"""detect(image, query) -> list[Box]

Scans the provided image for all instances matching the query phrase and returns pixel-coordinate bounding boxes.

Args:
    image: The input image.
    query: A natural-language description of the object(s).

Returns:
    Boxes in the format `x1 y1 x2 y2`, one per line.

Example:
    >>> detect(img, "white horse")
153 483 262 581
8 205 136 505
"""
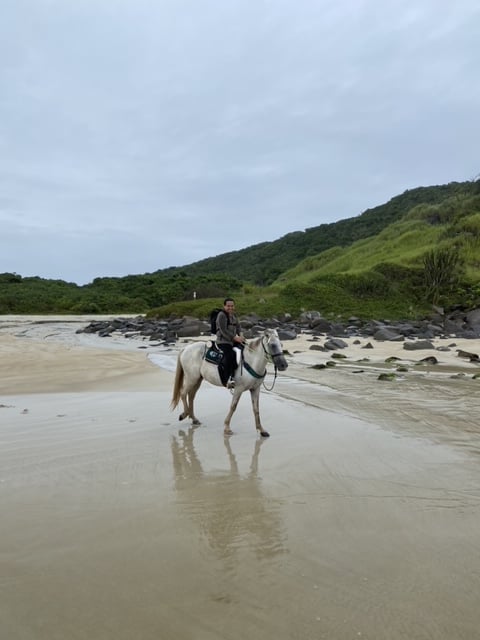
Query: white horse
171 328 288 437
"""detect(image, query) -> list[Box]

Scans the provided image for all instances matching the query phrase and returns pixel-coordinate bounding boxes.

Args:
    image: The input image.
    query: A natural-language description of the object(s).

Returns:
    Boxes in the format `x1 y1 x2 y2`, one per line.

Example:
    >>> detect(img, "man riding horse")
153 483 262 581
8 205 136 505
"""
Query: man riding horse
215 297 245 389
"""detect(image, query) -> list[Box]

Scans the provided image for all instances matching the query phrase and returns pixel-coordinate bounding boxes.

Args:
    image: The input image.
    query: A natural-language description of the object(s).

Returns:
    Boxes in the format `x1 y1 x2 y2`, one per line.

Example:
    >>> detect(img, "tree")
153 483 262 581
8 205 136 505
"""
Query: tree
423 247 461 305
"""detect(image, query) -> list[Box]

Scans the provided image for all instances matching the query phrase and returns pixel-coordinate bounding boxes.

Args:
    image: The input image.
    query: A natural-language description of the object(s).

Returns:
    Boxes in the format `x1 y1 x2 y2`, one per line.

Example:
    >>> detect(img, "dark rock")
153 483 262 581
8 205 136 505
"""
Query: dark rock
324 338 349 350
298 311 322 327
277 329 297 341
175 321 210 337
443 319 464 335
403 340 435 351
310 317 332 332
373 328 404 341
378 373 396 381
329 323 347 336
456 350 479 362
466 308 480 323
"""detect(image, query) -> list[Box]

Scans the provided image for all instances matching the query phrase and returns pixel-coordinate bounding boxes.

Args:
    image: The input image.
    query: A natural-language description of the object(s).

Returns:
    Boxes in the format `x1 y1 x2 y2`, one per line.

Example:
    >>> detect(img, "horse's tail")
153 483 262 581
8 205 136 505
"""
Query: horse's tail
170 352 185 410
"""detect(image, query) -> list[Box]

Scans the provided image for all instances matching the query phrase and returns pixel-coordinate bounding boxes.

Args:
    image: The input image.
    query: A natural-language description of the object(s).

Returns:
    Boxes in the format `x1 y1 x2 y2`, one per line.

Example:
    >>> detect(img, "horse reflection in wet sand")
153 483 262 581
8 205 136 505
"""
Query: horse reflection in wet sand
171 329 288 437
171 427 286 565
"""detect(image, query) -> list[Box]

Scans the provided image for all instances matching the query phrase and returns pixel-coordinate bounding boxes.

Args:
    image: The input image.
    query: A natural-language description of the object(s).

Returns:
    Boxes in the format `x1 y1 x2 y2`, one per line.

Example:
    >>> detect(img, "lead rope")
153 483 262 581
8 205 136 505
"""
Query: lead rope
262 365 278 391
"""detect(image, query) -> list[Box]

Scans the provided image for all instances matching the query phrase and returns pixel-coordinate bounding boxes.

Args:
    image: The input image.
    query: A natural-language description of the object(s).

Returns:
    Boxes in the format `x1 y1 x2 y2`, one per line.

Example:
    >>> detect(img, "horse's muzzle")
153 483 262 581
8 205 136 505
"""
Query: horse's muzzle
273 353 288 371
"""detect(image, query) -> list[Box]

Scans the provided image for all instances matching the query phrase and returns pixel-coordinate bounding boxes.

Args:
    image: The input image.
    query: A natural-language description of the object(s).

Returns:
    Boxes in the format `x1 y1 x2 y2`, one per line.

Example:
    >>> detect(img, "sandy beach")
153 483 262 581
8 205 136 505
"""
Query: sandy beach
1 316 480 640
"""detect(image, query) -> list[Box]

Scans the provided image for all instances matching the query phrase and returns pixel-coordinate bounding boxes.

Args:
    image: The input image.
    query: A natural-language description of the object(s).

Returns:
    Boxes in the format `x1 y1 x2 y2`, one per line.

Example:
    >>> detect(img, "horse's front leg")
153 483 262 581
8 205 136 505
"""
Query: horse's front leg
223 390 242 436
250 386 269 437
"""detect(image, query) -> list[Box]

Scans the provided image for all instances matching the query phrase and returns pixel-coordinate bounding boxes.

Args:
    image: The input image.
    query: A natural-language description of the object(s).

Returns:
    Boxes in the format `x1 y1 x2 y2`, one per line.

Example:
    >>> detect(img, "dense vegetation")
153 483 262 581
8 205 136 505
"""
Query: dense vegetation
0 271 241 314
1 179 479 319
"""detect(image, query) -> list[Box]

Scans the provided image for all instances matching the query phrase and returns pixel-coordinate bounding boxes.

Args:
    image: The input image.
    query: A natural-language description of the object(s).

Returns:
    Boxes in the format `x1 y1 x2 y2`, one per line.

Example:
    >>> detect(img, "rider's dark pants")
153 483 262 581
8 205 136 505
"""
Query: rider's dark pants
217 343 242 383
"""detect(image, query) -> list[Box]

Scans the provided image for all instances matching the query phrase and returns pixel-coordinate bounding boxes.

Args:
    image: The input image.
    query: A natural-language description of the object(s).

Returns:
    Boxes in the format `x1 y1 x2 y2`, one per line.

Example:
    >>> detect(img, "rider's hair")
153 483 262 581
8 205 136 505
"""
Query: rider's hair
223 297 235 305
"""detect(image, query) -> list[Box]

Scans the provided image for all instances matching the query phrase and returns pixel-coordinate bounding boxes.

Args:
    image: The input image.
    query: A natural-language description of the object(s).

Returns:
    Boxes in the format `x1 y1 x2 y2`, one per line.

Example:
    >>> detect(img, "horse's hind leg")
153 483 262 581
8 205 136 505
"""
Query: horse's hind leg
178 376 202 423
178 389 189 422
187 378 203 425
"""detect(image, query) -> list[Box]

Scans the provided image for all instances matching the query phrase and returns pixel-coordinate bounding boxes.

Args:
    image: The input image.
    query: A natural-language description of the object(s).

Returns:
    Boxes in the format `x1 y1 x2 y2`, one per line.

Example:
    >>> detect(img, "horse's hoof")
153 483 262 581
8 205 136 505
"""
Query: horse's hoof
192 418 201 426
178 414 185 421
259 430 270 438
224 429 233 436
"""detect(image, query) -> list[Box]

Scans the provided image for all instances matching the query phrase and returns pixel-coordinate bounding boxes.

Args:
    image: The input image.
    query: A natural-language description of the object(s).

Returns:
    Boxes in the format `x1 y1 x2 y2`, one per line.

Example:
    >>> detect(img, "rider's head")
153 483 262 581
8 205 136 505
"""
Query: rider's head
223 298 235 313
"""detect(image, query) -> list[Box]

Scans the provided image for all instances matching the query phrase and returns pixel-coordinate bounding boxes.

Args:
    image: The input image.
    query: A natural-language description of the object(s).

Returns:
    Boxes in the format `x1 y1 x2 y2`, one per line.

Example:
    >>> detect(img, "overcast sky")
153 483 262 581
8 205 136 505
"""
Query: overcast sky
1 0 479 285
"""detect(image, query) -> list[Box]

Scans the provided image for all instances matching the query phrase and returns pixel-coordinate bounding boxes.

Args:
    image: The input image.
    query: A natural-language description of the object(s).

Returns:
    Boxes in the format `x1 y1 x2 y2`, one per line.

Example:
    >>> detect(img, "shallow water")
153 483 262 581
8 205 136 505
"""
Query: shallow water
2 388 480 640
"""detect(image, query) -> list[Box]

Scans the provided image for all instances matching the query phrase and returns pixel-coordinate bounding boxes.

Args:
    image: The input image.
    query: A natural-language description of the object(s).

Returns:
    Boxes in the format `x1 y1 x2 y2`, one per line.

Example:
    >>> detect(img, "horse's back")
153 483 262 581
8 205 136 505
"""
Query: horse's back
179 341 205 371
178 341 219 383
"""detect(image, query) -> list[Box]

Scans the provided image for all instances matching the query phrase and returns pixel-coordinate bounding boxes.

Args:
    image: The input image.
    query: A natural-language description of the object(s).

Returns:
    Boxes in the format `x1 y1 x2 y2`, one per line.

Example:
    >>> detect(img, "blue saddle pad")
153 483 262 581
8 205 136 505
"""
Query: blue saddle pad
204 346 223 365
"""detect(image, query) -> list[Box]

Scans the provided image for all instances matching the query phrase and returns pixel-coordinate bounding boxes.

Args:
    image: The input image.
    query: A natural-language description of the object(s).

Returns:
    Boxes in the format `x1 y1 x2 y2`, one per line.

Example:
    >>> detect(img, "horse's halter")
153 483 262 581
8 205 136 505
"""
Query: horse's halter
262 332 284 364
260 332 286 391
239 332 284 391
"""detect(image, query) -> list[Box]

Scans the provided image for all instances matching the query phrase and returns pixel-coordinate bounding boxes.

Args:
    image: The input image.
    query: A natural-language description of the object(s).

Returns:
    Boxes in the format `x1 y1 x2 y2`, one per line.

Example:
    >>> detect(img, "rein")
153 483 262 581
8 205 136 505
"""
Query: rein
242 359 266 379
243 337 280 391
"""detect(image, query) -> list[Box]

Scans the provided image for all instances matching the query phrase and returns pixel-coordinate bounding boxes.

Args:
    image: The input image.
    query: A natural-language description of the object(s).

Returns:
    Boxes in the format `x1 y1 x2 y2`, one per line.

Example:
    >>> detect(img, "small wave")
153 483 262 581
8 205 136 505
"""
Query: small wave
148 353 177 372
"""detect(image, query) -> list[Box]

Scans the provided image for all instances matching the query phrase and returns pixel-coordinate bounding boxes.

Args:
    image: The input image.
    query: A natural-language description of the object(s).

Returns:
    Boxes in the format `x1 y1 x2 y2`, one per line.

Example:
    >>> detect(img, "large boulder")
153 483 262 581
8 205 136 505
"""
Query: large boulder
373 328 404 342
172 317 210 337
277 329 297 341
403 340 435 351
310 317 332 332
324 338 349 350
465 309 480 336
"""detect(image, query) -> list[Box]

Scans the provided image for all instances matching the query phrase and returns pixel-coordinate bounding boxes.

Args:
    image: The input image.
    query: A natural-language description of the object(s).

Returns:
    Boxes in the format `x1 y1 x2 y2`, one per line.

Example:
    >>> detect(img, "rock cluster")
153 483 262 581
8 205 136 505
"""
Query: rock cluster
77 307 480 345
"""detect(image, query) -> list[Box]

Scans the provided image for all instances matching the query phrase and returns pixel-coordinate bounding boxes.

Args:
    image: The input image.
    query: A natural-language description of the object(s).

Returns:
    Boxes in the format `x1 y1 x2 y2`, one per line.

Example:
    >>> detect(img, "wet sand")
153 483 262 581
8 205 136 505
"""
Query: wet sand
1 316 480 640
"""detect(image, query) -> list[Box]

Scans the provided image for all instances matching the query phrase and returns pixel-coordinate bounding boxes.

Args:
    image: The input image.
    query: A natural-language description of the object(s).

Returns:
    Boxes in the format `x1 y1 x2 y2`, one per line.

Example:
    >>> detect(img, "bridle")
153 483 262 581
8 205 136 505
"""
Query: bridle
248 332 284 390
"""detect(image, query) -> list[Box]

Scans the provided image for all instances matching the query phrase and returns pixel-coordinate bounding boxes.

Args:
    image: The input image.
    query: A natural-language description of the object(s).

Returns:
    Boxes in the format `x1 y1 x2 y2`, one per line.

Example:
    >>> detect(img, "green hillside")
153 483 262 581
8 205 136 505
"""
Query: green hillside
1 179 479 318
163 181 475 285
150 184 480 320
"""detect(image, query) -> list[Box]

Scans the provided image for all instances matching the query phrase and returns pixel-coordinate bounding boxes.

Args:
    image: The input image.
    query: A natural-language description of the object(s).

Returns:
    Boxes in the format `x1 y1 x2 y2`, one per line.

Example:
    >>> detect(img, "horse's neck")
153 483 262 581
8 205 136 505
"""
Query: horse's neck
244 338 267 369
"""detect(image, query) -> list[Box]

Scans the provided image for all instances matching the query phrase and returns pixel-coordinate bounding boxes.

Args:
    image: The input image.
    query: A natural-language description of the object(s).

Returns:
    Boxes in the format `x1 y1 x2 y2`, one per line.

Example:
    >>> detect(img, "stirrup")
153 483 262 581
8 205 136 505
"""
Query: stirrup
226 378 235 389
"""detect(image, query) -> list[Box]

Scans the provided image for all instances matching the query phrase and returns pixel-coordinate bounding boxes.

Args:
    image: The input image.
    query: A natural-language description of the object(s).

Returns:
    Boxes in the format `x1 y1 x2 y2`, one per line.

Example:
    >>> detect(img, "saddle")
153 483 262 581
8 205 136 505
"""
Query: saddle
203 342 242 367
203 342 224 365
204 342 241 387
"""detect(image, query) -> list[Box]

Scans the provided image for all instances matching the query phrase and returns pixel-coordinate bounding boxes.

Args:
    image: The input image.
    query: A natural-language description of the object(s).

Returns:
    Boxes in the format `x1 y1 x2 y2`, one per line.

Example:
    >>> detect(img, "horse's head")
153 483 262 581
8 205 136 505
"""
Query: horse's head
262 329 289 372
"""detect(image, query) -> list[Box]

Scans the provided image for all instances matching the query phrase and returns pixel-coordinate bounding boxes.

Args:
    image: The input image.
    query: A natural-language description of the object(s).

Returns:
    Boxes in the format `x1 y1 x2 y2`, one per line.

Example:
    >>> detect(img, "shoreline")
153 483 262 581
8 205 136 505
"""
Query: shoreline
2 314 478 447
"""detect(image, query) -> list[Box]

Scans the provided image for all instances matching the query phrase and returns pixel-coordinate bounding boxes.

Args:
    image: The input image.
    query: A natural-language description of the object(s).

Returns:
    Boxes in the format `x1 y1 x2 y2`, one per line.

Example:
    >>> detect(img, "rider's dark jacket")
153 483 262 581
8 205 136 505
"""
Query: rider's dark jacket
216 310 242 345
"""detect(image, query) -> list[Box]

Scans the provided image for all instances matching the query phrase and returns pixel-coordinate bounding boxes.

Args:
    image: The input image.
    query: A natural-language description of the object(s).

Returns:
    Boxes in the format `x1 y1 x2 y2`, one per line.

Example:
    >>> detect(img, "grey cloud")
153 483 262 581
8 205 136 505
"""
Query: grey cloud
1 0 479 283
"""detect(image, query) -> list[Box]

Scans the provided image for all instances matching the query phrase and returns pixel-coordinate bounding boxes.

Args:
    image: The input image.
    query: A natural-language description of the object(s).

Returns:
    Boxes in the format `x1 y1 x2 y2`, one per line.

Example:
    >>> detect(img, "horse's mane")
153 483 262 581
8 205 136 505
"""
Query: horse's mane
245 335 263 351
245 329 277 353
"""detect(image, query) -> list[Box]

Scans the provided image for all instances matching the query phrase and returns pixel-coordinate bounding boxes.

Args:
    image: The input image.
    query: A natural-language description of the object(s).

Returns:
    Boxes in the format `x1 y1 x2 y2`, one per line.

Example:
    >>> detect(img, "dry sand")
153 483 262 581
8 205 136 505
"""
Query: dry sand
1 316 480 640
